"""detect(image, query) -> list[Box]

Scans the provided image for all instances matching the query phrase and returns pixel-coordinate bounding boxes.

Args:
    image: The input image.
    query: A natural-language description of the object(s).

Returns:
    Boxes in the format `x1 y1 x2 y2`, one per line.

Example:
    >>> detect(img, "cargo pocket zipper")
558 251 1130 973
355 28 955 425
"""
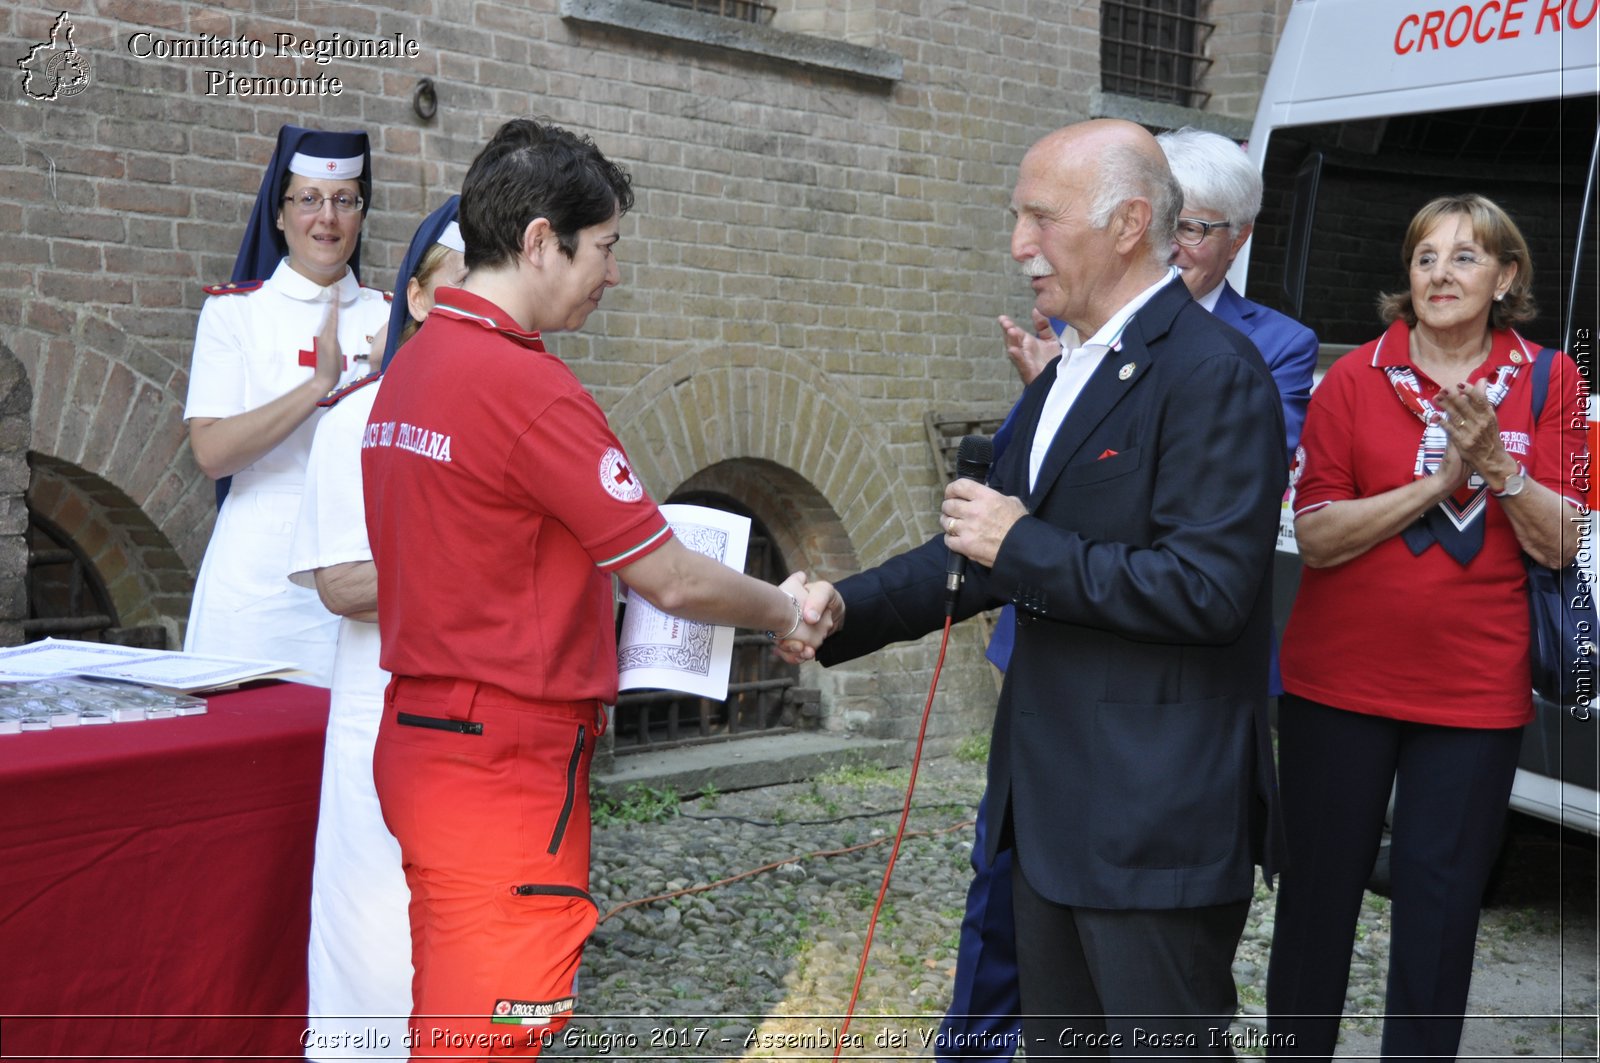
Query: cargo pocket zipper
547 725 586 854
396 711 483 735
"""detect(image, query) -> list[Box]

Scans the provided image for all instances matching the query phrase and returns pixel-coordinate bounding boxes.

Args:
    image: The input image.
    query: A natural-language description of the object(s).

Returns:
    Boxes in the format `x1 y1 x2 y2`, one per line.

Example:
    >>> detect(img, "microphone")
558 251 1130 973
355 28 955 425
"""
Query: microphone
945 434 995 615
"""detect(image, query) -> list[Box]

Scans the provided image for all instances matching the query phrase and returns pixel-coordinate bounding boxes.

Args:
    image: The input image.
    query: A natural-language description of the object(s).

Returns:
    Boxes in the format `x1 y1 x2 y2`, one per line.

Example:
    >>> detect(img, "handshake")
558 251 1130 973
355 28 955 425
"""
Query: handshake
770 572 845 665
761 471 1028 667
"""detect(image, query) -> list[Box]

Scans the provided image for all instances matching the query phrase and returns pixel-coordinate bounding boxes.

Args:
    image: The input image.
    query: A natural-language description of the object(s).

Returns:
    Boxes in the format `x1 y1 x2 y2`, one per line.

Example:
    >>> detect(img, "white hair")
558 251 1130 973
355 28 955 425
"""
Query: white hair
1085 140 1183 265
1155 127 1262 228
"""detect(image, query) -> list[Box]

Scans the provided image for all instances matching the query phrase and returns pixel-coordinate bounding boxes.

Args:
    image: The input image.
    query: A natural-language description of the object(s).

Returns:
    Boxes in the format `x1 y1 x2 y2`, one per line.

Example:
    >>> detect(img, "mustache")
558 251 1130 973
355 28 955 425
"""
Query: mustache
1021 254 1054 278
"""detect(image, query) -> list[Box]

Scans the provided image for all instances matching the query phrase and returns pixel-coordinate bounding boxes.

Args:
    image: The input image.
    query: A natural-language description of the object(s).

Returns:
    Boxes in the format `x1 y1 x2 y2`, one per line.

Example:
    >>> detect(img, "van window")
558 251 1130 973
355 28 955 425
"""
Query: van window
1247 96 1598 369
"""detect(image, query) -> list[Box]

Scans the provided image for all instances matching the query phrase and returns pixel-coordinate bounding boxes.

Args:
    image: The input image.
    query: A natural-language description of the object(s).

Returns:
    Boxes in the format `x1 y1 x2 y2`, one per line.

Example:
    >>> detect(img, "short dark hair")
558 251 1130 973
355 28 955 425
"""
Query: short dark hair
459 118 634 272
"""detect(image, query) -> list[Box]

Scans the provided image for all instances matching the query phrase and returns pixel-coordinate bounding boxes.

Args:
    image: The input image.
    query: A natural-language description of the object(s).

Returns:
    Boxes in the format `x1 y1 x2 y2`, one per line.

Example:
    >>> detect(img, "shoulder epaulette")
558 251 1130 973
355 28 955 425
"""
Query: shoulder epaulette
202 279 265 297
317 371 383 408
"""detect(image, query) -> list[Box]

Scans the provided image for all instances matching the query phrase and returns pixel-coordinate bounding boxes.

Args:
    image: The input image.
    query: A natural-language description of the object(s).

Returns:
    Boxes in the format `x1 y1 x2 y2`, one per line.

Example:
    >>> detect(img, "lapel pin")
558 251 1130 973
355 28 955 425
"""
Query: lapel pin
1118 362 1136 380
1510 350 1523 364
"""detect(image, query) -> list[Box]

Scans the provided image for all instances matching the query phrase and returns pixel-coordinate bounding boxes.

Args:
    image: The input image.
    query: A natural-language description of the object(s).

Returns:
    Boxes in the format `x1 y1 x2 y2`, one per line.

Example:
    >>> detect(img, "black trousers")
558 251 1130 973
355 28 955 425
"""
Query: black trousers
1265 695 1522 1063
1011 856 1250 1059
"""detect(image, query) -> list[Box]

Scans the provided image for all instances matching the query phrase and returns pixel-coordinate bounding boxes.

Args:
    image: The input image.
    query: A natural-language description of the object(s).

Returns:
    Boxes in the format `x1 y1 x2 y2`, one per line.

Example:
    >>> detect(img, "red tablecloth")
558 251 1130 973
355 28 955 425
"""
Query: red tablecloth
0 681 330 1061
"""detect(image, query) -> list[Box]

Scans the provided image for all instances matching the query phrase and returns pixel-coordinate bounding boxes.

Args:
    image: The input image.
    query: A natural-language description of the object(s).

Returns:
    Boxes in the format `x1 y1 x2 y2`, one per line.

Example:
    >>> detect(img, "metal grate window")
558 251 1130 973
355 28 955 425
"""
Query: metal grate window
612 493 808 754
24 511 117 641
1101 0 1214 109
643 0 776 24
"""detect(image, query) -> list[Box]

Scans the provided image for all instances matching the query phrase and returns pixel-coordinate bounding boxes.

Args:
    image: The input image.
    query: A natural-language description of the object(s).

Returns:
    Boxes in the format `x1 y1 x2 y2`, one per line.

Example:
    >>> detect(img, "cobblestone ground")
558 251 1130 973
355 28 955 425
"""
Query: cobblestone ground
542 752 1598 1061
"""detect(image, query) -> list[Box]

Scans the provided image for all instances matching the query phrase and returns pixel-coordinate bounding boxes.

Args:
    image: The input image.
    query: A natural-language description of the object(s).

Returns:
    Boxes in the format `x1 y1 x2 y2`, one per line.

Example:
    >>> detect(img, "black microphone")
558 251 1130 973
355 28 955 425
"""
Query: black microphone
945 434 995 615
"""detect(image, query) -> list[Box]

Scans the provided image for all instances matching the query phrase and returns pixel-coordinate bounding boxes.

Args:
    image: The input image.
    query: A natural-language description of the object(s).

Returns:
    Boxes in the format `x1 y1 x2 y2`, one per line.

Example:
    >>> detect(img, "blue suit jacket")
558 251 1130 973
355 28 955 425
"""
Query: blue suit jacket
1211 282 1318 696
821 278 1287 909
1211 282 1318 460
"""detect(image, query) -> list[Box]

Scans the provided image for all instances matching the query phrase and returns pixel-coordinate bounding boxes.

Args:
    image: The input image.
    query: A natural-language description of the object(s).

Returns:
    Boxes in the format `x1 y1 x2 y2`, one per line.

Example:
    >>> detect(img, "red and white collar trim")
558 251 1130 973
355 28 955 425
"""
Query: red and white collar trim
431 287 547 351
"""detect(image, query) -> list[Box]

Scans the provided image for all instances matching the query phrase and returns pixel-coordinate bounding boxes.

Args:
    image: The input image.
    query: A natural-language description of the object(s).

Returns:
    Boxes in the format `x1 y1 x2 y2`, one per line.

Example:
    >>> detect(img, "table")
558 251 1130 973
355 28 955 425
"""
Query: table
0 682 330 1061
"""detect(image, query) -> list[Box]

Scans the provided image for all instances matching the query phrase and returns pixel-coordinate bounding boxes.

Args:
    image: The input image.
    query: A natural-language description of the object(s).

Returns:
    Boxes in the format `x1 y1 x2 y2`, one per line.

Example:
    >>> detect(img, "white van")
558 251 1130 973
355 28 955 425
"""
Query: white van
1236 0 1599 836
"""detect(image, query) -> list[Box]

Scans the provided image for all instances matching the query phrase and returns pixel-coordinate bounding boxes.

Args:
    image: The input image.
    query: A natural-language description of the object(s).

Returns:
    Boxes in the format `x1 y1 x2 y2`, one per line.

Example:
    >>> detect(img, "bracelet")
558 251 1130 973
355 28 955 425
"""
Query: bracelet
765 594 803 642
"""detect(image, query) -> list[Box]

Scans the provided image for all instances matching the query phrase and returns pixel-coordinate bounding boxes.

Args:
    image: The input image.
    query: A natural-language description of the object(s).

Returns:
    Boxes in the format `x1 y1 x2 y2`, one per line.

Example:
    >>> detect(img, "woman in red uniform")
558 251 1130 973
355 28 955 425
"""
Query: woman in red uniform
1267 194 1584 1061
362 120 840 1059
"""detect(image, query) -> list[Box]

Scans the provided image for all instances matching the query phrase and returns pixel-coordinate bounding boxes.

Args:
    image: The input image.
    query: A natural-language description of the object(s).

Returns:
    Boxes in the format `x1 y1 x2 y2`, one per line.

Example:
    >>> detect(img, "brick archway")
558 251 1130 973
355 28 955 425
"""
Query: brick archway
28 453 191 644
673 457 853 589
606 352 998 743
21 310 215 576
606 349 924 572
8 308 211 645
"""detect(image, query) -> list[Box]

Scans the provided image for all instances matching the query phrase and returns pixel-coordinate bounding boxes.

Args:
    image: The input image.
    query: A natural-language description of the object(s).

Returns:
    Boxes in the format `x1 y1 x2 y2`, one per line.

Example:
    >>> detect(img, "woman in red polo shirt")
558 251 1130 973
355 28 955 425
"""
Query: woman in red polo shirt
1266 194 1584 1062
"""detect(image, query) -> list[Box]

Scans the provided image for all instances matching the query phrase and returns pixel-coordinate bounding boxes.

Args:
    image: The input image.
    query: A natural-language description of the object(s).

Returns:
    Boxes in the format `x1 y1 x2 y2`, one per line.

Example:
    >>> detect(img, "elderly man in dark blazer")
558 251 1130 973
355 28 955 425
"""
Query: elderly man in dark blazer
939 126 1318 1062
818 119 1286 1055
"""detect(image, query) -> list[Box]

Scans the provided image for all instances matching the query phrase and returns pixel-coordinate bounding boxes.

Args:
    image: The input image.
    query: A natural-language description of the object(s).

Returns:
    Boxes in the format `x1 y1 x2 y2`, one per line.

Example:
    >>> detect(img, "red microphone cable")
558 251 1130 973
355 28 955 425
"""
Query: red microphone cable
831 614 955 1060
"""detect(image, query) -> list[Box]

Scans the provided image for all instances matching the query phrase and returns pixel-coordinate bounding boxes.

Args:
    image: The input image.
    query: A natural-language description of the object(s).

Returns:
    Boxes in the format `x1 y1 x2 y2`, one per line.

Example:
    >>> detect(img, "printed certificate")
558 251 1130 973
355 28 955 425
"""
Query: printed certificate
617 504 751 700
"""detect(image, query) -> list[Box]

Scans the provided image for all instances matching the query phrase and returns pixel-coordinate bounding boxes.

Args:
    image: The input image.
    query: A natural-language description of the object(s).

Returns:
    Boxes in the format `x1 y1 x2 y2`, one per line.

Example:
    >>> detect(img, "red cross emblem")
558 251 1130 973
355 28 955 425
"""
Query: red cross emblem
325 161 336 172
599 447 644 502
298 339 347 372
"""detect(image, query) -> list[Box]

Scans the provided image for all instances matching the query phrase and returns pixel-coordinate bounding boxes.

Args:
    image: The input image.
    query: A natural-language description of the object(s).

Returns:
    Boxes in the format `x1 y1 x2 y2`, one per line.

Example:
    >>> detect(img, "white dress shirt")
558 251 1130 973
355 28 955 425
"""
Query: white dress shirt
1028 268 1180 491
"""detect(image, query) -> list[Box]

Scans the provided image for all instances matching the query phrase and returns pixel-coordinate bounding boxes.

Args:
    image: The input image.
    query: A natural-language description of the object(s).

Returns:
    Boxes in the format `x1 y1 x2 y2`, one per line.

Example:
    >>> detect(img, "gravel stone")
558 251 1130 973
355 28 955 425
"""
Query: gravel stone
543 755 1596 1060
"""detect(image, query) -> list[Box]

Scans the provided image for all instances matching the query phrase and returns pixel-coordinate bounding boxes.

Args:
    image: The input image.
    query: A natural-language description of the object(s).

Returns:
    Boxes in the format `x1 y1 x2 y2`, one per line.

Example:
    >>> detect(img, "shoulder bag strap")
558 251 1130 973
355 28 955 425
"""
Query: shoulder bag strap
1529 345 1555 421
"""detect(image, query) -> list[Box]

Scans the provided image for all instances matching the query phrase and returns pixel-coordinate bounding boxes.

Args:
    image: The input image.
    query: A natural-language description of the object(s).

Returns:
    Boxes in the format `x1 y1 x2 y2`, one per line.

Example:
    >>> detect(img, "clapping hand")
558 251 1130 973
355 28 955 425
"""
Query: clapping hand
1434 380 1517 487
998 309 1058 386
313 300 344 391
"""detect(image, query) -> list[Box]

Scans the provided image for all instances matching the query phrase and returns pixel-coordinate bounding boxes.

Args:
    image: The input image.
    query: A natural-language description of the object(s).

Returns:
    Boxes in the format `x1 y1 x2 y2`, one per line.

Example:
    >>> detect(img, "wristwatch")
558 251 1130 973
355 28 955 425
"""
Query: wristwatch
1492 463 1526 498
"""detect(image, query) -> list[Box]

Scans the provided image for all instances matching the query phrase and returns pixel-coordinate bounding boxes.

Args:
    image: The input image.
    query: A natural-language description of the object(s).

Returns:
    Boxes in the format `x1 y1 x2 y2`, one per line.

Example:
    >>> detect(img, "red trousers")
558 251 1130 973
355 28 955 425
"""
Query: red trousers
374 676 606 1060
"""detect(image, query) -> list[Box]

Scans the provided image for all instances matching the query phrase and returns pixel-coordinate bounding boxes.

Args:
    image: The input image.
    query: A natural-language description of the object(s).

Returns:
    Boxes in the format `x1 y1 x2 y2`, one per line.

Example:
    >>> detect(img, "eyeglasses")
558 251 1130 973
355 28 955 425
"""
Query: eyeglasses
1174 217 1232 247
282 190 364 215
1411 250 1494 272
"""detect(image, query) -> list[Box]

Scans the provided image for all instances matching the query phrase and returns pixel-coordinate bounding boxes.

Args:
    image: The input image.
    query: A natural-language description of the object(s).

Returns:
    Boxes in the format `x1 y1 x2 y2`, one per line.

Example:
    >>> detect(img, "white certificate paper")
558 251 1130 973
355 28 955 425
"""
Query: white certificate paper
618 504 751 700
0 637 301 691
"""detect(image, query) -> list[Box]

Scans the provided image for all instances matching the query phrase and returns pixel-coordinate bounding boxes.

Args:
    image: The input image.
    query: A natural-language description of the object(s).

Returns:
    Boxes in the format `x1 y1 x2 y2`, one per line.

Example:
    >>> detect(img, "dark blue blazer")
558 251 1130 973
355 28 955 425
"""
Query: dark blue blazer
820 277 1287 910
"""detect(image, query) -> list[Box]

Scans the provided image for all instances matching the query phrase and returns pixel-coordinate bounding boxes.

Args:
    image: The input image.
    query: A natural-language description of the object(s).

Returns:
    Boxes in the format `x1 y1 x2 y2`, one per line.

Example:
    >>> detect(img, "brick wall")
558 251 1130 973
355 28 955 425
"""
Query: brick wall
0 0 1281 742
1205 0 1291 119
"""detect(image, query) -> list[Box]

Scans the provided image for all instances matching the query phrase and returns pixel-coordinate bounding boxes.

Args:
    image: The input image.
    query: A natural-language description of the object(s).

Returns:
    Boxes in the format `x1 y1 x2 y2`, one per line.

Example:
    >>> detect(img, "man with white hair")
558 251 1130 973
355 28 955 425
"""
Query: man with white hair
820 119 1287 1056
1159 126 1317 454
936 126 1316 1061
1001 127 1316 433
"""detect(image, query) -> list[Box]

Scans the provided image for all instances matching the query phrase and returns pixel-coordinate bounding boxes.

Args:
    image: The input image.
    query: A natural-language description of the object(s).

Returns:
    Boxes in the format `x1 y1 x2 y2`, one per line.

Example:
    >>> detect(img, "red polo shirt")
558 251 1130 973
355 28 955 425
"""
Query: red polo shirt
1281 322 1585 728
362 288 671 704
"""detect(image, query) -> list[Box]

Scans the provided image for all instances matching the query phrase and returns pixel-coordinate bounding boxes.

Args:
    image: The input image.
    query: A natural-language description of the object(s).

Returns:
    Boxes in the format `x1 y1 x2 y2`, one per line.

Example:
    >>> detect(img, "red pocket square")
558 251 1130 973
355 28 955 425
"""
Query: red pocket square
1097 449 1119 460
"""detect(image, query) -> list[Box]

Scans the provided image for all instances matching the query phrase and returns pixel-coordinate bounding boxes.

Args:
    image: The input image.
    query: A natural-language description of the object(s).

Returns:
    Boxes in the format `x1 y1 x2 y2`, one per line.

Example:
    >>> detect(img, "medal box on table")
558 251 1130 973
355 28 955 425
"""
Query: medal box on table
0 677 206 733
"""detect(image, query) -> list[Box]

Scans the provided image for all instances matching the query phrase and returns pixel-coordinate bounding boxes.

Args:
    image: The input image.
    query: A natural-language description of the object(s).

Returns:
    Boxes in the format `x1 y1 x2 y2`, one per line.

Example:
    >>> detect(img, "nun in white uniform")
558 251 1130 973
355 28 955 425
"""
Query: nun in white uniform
288 198 466 1060
183 125 390 686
